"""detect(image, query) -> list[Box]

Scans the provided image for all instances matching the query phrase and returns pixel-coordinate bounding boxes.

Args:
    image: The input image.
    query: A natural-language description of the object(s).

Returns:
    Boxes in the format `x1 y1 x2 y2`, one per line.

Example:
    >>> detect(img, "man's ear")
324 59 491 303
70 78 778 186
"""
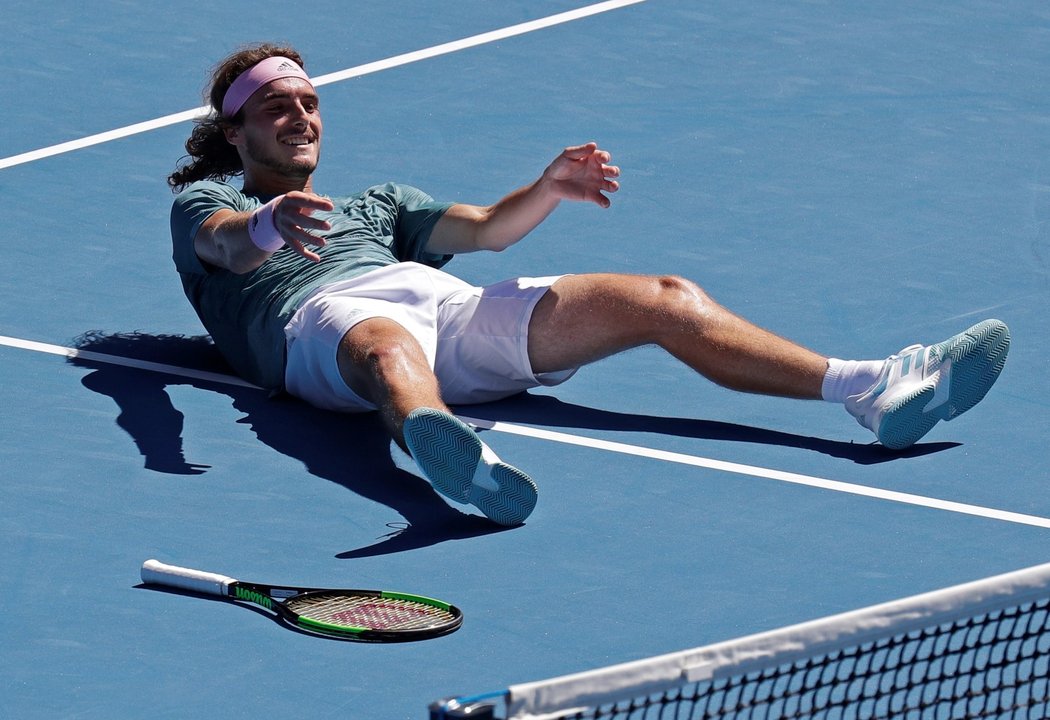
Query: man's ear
224 125 242 146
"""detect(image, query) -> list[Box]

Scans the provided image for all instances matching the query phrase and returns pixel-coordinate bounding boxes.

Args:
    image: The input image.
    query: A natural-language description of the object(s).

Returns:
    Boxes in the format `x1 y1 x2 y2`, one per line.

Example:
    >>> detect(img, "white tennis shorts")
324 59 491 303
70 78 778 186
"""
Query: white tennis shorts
283 262 576 412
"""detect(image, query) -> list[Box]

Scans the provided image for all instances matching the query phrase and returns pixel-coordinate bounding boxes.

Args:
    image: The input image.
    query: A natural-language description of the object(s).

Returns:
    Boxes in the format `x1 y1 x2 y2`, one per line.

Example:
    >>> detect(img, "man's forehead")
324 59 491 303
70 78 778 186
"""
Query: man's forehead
246 77 318 108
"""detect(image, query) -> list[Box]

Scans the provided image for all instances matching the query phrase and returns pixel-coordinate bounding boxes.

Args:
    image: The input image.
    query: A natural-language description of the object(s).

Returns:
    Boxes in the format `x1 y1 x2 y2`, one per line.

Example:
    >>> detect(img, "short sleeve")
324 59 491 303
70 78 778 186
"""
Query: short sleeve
170 181 255 275
389 183 455 267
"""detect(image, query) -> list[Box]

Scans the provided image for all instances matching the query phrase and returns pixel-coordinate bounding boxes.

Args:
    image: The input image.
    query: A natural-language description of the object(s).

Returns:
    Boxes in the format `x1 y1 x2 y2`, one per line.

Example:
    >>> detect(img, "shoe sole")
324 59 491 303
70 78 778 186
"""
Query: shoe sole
403 408 537 526
877 319 1011 449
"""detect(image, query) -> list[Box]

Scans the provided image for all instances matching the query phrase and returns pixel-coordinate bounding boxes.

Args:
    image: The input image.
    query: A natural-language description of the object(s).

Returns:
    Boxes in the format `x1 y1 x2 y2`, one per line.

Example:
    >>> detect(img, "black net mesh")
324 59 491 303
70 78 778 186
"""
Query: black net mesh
550 599 1050 720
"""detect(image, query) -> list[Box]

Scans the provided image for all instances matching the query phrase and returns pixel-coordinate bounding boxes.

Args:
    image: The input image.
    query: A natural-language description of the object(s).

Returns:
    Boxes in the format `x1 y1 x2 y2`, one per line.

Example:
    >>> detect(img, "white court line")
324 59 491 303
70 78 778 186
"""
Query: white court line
3 333 1048 530
0 334 257 388
0 0 646 171
461 416 1050 530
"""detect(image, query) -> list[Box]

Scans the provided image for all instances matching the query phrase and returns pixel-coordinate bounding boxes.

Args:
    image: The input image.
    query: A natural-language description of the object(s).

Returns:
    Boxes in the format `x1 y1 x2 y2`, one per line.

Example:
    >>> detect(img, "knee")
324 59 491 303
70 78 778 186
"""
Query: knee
337 320 430 386
345 333 419 375
359 340 416 372
650 274 712 309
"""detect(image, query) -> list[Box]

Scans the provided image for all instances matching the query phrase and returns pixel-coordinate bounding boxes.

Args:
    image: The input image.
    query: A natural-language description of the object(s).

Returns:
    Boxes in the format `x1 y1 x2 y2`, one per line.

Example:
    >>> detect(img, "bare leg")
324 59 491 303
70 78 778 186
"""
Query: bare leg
527 274 827 399
335 317 448 448
335 316 538 525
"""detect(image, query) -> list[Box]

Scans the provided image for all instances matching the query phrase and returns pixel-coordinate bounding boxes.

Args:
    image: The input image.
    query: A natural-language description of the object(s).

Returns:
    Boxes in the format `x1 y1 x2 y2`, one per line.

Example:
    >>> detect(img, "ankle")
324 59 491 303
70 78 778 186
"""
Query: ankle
822 358 884 403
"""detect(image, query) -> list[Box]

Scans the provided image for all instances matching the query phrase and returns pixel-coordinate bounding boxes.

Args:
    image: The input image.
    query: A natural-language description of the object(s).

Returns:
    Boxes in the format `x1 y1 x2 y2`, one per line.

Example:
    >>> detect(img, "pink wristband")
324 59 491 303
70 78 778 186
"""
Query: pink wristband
248 196 285 253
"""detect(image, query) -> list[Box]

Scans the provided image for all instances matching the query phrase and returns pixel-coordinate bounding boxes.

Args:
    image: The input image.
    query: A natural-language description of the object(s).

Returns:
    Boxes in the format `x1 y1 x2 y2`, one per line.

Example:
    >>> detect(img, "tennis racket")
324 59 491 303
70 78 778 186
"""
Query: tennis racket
140 559 462 642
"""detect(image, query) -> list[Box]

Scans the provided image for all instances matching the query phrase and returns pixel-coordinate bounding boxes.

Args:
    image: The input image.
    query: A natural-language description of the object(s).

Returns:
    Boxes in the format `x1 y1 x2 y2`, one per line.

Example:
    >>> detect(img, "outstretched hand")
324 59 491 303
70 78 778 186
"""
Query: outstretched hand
541 142 621 208
273 191 334 262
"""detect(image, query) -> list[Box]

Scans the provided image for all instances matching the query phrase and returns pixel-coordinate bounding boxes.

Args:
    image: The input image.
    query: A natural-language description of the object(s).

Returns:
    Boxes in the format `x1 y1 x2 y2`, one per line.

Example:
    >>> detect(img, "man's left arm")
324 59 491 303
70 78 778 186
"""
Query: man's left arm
425 142 620 255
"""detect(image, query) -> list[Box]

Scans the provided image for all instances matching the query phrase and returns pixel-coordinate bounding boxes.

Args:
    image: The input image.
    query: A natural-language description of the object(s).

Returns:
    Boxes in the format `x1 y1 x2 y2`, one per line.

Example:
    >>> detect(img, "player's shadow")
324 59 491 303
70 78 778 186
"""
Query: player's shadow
69 330 506 560
70 332 955 558
467 394 958 465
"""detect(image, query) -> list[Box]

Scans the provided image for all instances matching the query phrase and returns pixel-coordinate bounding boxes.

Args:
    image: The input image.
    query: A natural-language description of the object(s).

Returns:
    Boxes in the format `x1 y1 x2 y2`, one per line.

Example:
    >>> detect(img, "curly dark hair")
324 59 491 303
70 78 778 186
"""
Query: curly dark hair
167 43 306 192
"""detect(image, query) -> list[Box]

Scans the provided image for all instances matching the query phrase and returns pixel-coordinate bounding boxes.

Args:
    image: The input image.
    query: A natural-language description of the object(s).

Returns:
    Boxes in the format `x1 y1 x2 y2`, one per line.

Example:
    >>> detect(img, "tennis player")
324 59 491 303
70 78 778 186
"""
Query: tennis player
168 44 1010 526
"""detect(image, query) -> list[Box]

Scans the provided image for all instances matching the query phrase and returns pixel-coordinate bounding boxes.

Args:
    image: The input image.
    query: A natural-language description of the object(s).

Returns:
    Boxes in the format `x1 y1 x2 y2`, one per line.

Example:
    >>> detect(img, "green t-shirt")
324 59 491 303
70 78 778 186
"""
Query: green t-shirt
170 181 454 389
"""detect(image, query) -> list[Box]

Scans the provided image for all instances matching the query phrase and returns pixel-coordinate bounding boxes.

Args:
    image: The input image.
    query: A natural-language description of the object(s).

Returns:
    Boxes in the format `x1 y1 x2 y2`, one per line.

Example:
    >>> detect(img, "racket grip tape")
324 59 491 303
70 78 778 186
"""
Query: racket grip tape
141 559 236 597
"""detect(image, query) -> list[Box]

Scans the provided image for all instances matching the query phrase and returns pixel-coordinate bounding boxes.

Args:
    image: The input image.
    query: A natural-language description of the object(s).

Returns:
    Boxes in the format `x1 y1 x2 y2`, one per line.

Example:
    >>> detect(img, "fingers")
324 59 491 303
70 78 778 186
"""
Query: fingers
562 141 619 168
592 194 611 209
596 153 620 207
274 192 333 262
287 238 322 263
561 141 599 159
590 174 621 208
592 152 620 208
562 142 615 165
545 142 623 208
281 191 334 229
564 142 620 178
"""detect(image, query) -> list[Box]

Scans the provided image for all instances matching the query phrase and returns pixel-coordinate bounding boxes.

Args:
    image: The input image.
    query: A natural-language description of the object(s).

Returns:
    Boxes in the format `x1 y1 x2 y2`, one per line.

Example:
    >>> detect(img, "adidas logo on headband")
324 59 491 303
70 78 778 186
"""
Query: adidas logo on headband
222 56 314 118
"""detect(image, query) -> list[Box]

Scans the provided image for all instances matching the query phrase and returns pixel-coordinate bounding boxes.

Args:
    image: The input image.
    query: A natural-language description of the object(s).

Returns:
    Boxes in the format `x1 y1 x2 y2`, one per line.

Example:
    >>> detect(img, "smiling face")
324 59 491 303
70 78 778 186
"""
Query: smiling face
227 77 322 194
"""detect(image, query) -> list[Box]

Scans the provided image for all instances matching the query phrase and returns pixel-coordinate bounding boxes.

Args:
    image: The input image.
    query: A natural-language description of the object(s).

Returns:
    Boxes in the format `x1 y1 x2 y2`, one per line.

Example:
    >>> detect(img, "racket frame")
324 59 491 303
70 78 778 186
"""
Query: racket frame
141 559 462 642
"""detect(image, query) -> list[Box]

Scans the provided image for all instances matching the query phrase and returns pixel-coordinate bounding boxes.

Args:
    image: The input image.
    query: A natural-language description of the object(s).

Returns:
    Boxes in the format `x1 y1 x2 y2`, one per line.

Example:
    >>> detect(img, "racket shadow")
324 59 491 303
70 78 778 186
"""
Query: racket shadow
69 331 511 558
133 582 296 634
132 583 385 643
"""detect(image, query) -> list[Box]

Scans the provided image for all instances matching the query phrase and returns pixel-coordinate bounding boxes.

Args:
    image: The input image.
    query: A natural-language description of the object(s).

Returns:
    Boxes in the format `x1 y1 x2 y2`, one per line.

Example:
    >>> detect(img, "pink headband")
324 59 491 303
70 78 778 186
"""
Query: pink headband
221 56 313 118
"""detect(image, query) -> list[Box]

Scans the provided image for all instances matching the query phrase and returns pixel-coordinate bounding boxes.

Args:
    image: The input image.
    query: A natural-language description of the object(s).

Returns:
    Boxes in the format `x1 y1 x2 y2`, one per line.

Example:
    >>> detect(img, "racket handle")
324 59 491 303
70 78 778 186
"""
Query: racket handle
141 559 236 597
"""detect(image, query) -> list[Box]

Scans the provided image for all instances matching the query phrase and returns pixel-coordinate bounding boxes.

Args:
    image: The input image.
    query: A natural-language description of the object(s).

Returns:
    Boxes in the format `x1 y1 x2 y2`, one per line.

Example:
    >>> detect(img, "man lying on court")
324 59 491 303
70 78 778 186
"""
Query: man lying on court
168 44 1010 527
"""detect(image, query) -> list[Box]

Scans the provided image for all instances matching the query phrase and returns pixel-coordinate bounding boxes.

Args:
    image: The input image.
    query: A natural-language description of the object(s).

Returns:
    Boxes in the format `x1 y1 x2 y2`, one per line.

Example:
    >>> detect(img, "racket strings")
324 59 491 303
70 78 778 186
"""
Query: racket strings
288 593 456 631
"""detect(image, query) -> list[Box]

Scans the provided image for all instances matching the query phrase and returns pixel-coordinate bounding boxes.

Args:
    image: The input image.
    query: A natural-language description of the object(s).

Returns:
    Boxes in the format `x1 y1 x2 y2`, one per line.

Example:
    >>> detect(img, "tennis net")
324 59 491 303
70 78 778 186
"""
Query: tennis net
429 561 1050 719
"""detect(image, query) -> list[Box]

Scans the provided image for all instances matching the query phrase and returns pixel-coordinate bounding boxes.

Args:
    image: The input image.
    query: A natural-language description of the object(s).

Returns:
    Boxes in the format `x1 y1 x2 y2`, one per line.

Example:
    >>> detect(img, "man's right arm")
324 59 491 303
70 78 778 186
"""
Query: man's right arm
194 192 335 274
193 208 265 274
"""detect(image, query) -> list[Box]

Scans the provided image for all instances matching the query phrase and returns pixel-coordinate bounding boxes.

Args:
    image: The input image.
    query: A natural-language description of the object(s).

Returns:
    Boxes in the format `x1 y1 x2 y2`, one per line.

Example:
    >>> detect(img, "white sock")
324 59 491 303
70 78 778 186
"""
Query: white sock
821 358 885 403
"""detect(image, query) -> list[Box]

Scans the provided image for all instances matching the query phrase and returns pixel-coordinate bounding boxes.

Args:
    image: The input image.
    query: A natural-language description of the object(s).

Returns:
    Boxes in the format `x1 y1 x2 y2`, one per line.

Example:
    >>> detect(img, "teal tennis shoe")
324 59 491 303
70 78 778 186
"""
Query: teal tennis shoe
845 319 1010 450
403 408 538 526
